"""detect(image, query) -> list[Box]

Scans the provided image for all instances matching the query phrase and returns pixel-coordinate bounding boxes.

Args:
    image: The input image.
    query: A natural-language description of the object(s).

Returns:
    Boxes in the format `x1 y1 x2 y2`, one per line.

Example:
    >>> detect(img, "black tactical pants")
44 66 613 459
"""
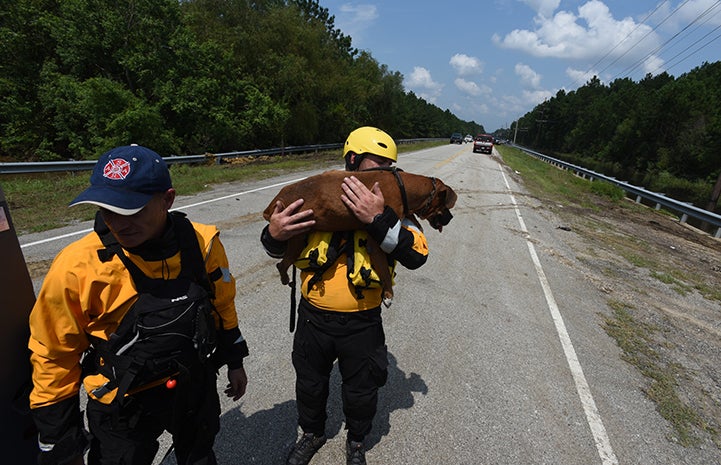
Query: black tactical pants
292 299 388 441
85 364 220 465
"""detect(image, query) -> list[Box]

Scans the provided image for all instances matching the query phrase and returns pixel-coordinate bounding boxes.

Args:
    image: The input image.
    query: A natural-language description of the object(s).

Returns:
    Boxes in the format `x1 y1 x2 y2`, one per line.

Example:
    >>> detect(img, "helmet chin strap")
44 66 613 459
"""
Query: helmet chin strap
345 152 365 171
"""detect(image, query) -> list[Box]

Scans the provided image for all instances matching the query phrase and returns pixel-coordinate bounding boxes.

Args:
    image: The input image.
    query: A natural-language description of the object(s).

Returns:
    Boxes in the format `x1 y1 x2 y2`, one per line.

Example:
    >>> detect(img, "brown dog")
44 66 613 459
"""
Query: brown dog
263 169 457 306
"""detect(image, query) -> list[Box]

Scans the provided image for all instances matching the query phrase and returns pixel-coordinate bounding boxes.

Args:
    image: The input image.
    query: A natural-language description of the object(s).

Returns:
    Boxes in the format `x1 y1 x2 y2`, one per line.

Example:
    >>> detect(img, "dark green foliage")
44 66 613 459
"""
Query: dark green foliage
0 0 476 161
509 63 721 212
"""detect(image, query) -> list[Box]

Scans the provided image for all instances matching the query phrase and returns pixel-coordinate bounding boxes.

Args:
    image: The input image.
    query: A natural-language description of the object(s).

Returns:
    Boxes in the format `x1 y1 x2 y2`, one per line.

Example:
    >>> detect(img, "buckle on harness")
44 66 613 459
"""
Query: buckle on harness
91 382 112 399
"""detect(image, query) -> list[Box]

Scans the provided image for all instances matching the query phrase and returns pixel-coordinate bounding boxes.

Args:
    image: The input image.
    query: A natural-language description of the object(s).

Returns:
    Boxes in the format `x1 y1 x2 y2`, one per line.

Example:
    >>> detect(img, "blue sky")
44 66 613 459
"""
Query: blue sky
323 0 721 133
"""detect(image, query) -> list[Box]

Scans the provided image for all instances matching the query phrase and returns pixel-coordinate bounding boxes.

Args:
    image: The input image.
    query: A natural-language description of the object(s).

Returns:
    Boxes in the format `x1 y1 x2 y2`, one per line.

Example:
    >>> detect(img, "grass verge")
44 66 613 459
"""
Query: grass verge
602 301 709 446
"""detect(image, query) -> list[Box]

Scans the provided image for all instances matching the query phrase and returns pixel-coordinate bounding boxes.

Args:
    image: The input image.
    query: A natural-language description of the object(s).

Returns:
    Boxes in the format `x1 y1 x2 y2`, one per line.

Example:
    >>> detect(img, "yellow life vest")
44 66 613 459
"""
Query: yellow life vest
295 231 395 296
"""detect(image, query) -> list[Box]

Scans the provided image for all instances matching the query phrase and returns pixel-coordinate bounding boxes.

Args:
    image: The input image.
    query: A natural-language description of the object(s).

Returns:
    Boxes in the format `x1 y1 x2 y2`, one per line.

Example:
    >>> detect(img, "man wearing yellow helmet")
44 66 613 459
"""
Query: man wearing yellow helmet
261 126 429 465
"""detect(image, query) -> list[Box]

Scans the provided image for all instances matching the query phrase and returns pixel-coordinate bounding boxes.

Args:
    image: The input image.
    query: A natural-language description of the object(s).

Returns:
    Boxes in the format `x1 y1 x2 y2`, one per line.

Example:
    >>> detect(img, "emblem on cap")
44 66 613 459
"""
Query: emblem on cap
103 158 131 180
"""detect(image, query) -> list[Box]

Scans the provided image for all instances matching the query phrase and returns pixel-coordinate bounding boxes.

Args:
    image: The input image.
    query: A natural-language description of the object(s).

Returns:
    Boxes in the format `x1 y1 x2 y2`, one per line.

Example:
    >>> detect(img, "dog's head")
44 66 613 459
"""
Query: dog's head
422 180 457 232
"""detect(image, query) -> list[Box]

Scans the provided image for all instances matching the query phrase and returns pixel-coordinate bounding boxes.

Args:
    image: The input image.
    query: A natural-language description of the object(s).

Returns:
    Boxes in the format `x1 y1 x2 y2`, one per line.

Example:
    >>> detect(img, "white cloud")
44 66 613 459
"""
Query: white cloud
515 63 542 88
499 88 553 110
642 54 666 74
454 78 493 97
404 67 443 102
454 79 481 96
566 66 598 85
449 54 484 76
655 0 721 29
522 89 554 106
493 0 663 70
520 0 561 18
453 101 490 121
334 4 378 40
339 4 378 22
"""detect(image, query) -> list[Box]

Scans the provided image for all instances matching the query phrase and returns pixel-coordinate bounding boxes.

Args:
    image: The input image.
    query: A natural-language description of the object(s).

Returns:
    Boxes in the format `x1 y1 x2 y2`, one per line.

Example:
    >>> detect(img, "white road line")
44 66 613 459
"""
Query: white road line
500 168 619 465
21 177 305 249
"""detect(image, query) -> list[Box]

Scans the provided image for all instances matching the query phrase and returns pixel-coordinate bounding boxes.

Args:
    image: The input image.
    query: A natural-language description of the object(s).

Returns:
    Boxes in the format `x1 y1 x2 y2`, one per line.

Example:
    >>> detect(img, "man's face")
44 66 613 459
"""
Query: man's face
357 153 393 170
101 189 175 248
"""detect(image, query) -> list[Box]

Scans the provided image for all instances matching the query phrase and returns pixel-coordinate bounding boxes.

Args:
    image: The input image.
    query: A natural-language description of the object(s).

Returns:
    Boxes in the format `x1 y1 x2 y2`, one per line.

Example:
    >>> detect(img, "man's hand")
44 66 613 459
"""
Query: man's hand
267 198 316 241
224 366 248 401
341 176 385 224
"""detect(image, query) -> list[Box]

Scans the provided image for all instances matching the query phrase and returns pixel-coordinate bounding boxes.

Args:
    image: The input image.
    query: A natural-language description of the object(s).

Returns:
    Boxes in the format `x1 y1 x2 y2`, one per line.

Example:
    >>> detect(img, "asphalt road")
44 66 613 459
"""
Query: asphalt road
19 144 709 464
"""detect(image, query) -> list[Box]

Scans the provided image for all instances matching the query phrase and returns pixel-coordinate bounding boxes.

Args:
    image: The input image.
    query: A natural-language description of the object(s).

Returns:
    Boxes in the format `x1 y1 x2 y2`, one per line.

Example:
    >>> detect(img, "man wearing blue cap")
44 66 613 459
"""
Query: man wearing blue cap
28 145 249 465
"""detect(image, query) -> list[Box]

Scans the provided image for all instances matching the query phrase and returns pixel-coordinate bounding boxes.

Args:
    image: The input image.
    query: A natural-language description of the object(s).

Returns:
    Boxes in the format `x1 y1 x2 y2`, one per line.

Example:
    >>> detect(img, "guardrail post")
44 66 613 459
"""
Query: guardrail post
635 195 642 203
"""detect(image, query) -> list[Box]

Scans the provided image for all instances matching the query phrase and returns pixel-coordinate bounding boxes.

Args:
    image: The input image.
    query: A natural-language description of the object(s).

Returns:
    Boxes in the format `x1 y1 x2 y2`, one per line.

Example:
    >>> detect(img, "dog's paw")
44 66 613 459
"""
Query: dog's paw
277 263 290 285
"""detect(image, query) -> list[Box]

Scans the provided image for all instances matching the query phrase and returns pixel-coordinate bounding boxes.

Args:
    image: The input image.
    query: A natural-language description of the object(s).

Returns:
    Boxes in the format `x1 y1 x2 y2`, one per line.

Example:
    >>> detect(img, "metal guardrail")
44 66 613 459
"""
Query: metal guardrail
0 139 438 175
514 145 721 238
0 143 342 174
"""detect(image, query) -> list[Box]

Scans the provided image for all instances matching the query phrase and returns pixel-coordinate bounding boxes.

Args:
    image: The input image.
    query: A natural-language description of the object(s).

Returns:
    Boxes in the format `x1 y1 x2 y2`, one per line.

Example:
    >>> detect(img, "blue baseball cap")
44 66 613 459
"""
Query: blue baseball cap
69 144 172 215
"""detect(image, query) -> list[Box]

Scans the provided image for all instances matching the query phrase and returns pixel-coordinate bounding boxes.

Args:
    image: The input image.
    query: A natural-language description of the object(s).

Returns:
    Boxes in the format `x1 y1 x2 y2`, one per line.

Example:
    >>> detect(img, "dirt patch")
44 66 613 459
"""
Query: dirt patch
546 196 721 448
27 259 53 280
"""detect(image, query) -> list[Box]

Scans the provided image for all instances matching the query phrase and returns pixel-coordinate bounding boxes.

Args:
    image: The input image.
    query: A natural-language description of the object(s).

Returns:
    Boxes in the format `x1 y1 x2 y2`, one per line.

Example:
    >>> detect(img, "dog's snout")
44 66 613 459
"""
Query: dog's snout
430 209 453 230
439 209 453 226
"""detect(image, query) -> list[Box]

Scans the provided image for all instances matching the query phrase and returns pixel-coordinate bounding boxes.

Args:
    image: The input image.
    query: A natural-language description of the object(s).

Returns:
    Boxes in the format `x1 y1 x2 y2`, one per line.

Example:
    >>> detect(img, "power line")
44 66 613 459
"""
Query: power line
568 1 665 89
656 2 721 56
599 0 695 78
613 0 721 80
653 24 721 74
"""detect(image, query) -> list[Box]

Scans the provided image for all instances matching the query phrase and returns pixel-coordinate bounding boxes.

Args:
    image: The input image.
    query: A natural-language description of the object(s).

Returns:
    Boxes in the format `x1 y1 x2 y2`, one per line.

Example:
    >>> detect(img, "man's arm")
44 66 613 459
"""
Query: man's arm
31 396 87 465
200 230 249 403
29 256 89 465
366 206 428 269
341 176 428 269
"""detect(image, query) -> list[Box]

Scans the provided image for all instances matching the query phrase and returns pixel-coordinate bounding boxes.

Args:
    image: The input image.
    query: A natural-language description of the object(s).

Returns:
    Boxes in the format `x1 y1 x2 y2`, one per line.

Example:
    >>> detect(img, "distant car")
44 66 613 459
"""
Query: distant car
450 132 463 144
473 134 494 154
463 134 473 143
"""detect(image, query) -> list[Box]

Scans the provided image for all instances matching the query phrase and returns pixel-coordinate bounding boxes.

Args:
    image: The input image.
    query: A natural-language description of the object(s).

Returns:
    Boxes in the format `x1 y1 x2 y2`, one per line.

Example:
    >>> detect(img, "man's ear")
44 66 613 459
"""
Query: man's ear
162 188 176 209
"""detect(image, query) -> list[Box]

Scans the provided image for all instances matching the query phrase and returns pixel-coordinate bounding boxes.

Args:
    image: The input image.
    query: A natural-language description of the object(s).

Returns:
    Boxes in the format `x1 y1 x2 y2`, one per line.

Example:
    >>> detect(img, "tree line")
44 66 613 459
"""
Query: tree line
1 0 483 162
500 62 721 212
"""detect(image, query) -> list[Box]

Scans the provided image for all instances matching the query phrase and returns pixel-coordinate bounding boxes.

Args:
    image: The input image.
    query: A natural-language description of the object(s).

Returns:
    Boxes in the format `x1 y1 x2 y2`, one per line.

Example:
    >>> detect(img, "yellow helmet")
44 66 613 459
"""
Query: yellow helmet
343 126 397 162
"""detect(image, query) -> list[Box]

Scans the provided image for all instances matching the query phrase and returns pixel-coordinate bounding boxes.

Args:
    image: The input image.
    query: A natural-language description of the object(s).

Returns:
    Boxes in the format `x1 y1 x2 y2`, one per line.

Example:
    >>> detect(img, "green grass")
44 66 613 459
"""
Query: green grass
497 145 626 208
1 141 444 234
602 301 709 446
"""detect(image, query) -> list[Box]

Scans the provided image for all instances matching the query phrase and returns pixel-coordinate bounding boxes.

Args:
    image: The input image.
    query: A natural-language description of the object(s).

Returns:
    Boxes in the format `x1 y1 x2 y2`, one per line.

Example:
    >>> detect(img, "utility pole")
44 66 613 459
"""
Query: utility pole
513 119 519 144
706 169 721 213
535 102 548 147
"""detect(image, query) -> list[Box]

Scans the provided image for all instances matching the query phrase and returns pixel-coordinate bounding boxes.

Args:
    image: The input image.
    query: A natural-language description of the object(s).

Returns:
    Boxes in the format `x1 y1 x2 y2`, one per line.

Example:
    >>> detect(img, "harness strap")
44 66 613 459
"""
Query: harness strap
306 231 349 294
416 177 438 218
289 265 297 333
366 166 408 217
90 211 216 400
95 211 212 295
390 168 409 217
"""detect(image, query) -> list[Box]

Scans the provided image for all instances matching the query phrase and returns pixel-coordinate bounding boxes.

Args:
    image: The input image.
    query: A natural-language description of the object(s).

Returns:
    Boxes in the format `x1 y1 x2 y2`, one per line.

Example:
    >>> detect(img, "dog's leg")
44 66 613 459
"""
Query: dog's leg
366 237 394 307
277 237 304 285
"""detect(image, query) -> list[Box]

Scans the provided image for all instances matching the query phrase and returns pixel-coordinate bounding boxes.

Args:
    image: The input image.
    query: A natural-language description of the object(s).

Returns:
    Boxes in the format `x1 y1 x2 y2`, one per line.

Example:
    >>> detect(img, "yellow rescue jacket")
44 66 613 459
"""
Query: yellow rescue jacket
28 222 237 408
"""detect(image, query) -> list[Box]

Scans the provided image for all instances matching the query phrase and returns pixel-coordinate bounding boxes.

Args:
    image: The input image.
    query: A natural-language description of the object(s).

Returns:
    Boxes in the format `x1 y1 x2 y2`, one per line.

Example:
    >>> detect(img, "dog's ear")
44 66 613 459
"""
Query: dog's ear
441 184 457 209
